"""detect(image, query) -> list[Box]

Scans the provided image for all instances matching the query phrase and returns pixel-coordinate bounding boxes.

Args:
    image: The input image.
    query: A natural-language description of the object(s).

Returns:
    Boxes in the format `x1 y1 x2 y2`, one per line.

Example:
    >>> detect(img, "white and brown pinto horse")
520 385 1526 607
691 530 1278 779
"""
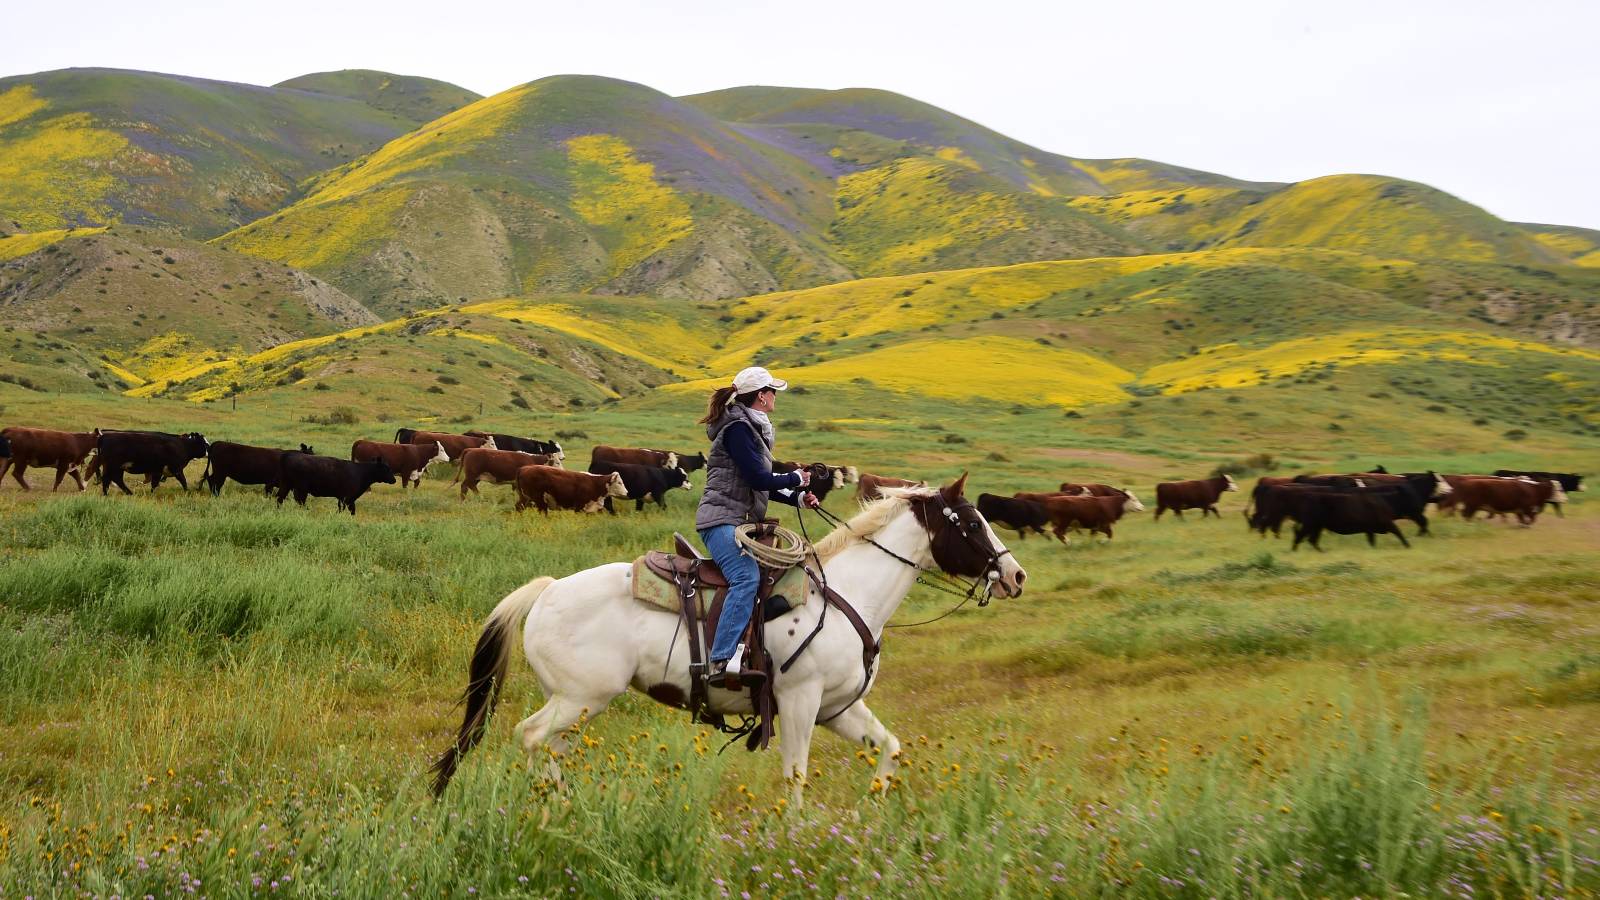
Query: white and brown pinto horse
431 476 1026 805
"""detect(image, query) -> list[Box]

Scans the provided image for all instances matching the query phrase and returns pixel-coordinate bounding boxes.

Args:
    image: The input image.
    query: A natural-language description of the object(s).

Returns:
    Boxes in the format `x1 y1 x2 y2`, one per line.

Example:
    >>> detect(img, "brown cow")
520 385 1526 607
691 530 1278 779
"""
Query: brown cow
407 431 494 462
591 445 678 469
1456 477 1565 524
514 466 628 514
351 439 450 488
1037 491 1146 542
458 447 561 498
1154 474 1237 519
0 427 100 491
1436 474 1526 516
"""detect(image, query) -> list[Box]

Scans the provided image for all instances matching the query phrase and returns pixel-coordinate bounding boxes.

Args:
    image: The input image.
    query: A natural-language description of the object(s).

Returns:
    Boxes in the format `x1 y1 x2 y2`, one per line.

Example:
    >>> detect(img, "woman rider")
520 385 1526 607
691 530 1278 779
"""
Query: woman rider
696 366 821 689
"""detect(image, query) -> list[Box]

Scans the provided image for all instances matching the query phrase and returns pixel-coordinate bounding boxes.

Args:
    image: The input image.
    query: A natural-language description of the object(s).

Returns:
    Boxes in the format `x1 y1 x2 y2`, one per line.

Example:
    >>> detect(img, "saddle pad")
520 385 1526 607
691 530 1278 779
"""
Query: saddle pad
627 554 810 614
628 555 685 613
766 564 807 610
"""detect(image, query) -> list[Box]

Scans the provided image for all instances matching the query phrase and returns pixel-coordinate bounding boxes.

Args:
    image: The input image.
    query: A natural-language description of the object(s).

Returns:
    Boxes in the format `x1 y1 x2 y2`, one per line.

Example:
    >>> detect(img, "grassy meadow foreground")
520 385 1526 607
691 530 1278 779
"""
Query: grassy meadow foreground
0 385 1596 897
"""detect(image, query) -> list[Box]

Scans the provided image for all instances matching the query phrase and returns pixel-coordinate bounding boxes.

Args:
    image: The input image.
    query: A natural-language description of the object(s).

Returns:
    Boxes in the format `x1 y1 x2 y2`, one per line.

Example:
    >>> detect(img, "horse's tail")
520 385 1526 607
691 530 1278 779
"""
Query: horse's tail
430 576 555 797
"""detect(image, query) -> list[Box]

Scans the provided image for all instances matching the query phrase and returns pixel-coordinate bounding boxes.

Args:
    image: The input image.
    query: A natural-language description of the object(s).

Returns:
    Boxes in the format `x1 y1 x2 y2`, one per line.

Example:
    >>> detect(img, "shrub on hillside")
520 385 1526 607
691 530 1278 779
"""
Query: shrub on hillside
303 407 358 426
1212 453 1279 479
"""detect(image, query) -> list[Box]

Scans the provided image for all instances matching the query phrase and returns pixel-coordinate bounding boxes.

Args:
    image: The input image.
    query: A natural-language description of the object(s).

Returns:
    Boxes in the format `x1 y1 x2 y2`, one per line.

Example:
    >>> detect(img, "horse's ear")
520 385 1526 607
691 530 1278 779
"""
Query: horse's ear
942 472 968 501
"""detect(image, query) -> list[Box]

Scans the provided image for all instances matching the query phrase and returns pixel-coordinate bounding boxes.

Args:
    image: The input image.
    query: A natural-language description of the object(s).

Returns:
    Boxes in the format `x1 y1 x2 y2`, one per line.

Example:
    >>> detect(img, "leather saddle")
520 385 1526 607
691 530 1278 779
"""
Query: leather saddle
635 528 801 750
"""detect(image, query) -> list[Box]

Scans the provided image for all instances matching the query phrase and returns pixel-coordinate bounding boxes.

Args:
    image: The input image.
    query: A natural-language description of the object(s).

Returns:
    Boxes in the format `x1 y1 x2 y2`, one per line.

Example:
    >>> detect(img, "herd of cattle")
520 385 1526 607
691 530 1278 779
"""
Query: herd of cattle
0 425 856 519
975 468 1582 550
0 425 1583 549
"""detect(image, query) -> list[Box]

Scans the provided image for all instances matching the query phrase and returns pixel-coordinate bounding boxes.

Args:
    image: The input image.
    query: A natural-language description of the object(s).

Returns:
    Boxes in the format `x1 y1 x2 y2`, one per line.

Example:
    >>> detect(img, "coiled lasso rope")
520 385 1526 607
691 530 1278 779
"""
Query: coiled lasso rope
734 522 810 567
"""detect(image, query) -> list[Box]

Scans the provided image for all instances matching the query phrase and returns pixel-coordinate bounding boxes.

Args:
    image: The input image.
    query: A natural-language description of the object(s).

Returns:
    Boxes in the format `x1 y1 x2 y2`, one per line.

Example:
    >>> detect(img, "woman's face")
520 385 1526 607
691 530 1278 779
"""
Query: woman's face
752 388 778 413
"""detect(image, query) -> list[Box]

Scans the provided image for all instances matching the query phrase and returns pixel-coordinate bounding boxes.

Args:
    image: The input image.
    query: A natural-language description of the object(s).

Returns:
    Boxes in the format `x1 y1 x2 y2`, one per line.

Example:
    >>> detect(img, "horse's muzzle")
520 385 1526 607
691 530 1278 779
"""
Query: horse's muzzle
993 561 1026 598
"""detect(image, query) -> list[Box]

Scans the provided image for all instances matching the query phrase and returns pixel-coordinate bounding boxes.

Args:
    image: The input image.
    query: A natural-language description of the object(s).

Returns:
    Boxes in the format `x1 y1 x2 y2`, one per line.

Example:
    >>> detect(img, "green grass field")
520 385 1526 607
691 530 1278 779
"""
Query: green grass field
0 381 1595 897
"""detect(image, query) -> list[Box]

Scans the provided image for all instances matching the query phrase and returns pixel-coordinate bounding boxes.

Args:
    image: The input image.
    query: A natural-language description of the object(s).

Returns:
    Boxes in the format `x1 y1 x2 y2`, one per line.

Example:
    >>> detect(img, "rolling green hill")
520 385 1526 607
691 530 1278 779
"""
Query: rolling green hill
275 70 481 124
1069 175 1569 266
214 75 858 315
0 225 376 392
681 86 1274 196
0 68 420 237
109 247 1598 449
1521 222 1600 267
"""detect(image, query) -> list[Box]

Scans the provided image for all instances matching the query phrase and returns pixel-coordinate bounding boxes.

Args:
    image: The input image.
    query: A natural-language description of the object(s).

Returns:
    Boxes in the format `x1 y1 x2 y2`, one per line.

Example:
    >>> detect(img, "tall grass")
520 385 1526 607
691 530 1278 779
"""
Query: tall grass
2 697 1589 896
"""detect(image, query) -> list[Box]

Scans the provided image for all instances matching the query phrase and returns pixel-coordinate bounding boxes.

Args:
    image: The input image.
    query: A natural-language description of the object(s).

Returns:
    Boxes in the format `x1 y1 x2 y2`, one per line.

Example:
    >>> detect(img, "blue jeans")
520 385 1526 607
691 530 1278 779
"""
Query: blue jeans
701 525 760 662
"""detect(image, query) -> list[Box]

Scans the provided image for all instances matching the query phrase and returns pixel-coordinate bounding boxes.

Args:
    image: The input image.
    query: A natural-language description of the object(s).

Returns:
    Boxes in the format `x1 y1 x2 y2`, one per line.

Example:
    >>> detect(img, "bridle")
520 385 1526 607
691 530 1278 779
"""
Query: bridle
811 496 1013 609
776 494 1012 724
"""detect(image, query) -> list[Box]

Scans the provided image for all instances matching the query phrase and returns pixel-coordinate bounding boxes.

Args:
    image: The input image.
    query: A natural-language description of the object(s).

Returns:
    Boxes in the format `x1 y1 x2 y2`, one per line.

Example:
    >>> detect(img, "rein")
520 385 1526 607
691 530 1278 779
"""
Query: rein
810 504 1009 610
778 496 1010 723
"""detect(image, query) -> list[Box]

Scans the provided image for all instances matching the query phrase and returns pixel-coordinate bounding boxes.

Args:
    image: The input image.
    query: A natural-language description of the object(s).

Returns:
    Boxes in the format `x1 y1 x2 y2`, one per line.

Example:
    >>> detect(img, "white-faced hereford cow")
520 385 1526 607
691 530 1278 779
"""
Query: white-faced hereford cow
513 467 627 514
1036 491 1145 542
202 441 314 496
276 454 396 515
1493 469 1583 516
0 427 100 490
1154 474 1237 519
1456 477 1566 525
97 431 209 495
352 440 450 489
458 448 561 498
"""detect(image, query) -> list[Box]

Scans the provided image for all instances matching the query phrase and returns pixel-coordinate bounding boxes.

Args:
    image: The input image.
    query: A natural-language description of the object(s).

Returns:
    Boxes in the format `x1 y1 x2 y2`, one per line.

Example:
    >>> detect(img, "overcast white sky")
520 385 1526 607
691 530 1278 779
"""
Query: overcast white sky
9 0 1598 228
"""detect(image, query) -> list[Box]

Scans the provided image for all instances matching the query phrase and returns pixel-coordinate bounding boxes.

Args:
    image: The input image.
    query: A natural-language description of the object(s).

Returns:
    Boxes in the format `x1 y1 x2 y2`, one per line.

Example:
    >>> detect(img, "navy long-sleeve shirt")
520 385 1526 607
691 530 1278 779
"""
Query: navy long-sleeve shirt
723 420 803 507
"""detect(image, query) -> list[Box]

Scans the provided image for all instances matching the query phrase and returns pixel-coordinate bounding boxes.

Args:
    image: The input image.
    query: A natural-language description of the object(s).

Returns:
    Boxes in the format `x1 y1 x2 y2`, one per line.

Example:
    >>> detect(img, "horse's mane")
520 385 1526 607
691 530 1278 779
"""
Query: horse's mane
812 485 938 562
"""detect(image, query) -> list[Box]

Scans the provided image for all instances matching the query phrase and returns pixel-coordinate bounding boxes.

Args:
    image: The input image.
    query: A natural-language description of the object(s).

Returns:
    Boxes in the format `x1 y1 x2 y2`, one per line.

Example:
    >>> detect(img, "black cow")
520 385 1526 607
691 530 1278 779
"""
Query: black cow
676 452 708 473
778 461 848 502
202 441 313 496
1360 484 1431 535
465 431 563 458
394 427 418 444
1252 481 1430 537
587 460 691 512
97 431 209 495
0 433 10 459
1494 470 1583 516
1285 491 1410 551
276 454 396 515
977 493 1049 539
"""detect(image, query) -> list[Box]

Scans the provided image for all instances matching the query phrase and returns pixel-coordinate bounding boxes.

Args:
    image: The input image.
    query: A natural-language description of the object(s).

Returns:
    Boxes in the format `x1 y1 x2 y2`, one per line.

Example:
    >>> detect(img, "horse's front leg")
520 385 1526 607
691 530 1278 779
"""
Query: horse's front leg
823 700 902 792
775 683 823 809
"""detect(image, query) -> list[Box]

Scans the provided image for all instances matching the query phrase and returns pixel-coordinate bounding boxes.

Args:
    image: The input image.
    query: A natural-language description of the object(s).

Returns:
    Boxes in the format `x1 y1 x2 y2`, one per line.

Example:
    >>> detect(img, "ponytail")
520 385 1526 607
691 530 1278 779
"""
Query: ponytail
697 385 766 424
698 386 737 424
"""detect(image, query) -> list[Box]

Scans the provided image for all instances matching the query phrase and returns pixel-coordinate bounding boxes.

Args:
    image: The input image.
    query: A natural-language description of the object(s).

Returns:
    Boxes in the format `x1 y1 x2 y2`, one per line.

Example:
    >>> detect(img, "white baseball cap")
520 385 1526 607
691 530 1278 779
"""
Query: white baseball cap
732 366 788 394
